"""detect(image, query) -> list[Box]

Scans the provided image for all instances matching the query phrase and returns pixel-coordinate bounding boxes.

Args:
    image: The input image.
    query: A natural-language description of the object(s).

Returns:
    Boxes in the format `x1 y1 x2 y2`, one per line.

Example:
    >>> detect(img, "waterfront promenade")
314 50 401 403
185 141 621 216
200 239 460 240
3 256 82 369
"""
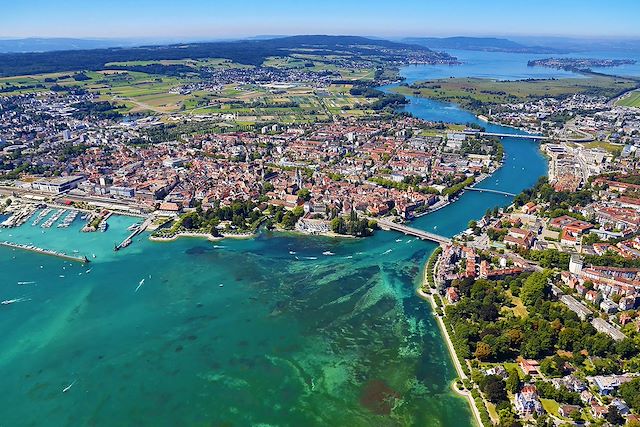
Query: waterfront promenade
418 258 483 427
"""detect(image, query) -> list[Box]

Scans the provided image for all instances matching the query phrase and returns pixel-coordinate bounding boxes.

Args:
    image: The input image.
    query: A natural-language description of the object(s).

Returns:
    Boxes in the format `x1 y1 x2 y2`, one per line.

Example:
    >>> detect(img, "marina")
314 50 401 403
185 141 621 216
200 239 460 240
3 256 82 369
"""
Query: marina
57 210 78 228
41 209 65 229
31 208 52 226
0 206 38 228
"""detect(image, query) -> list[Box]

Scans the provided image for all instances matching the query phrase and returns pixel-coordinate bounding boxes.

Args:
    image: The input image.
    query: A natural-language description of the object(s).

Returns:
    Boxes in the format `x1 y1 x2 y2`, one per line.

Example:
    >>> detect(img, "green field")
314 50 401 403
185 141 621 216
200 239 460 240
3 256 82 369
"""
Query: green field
617 90 640 107
0 58 381 121
581 140 623 156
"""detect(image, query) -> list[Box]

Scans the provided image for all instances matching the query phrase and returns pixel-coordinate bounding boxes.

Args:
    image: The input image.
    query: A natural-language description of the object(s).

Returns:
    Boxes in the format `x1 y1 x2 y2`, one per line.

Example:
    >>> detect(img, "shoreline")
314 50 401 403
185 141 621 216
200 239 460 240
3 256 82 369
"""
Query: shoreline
149 231 258 242
417 256 483 427
148 227 360 243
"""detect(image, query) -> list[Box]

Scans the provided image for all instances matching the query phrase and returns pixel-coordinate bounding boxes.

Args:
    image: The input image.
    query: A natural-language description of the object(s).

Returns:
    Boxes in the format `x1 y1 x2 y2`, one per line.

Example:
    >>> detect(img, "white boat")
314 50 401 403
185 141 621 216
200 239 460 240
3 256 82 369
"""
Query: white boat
289 251 296 255
17 281 36 285
322 251 335 256
62 380 76 393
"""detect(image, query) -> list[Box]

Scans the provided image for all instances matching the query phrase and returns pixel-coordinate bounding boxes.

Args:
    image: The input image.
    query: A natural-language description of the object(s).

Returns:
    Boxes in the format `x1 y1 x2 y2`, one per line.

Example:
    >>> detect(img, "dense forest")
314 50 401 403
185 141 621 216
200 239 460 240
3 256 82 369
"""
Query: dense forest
0 35 450 77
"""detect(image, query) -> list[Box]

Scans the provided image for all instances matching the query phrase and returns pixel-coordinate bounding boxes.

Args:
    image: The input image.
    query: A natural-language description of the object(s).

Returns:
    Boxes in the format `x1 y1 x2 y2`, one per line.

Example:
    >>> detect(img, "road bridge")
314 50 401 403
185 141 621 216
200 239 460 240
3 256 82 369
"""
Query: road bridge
464 187 516 197
375 218 451 245
463 131 593 142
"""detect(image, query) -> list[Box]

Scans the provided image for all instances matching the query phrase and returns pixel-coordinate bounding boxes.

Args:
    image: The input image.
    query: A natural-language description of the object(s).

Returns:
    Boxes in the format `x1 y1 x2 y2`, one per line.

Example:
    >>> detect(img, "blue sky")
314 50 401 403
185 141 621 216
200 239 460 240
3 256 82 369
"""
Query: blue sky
3 0 639 39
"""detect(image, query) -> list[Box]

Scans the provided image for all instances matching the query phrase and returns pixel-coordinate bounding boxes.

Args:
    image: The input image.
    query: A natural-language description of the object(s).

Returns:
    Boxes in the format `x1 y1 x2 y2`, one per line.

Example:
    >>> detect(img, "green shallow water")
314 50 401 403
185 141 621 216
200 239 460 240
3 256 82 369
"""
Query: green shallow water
0 214 472 427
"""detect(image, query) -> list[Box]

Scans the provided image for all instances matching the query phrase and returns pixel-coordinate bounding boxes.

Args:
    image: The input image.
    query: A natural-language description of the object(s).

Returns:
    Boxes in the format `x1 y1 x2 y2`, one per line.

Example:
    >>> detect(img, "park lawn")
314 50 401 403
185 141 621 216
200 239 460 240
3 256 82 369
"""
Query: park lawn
505 290 528 318
485 401 500 424
540 398 561 417
582 140 623 156
419 129 445 137
617 90 640 107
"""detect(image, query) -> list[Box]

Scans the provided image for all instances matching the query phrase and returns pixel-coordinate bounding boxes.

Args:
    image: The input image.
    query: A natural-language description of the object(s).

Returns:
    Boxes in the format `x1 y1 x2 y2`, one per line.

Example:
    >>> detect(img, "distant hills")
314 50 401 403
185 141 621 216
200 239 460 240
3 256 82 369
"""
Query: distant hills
402 36 568 54
0 38 138 53
0 35 454 77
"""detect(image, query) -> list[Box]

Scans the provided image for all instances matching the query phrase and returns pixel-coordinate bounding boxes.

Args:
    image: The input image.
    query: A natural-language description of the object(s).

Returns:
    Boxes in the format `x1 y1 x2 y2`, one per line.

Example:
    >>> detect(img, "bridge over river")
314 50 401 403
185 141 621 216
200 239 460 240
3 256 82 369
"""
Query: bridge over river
375 218 451 245
464 187 516 197
463 131 593 143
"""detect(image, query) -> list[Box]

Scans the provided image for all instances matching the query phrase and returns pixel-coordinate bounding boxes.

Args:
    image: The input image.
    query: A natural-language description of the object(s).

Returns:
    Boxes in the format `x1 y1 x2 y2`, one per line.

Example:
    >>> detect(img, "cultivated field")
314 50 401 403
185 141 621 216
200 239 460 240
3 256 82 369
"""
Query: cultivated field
0 57 382 122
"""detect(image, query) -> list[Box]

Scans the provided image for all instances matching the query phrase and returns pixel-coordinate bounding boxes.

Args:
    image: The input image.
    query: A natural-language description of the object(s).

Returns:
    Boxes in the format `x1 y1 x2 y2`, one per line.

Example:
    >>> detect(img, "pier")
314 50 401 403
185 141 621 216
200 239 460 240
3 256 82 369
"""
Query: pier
115 217 152 251
1 241 89 263
375 218 451 245
464 187 516 197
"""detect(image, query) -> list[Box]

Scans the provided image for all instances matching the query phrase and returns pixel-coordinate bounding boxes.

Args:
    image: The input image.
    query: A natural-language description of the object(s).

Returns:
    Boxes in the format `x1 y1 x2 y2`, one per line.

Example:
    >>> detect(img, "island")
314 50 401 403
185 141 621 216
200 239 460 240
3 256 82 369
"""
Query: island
528 57 637 72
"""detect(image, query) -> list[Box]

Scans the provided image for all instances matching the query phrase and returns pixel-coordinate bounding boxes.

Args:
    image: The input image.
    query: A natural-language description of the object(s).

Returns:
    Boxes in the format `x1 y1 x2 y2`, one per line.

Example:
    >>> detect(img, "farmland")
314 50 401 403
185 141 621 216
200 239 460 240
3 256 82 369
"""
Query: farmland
0 56 386 123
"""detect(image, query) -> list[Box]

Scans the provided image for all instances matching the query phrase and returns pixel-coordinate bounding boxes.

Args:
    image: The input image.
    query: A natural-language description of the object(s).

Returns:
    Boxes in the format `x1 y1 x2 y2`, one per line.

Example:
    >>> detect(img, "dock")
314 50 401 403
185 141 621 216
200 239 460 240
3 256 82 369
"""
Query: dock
114 217 152 251
0 241 90 263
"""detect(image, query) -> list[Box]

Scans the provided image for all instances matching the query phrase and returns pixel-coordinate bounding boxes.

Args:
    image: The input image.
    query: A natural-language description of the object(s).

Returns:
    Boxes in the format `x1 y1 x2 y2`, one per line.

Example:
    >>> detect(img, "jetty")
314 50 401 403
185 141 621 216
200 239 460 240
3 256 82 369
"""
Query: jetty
1 241 90 263
464 187 516 197
114 217 152 251
375 218 451 245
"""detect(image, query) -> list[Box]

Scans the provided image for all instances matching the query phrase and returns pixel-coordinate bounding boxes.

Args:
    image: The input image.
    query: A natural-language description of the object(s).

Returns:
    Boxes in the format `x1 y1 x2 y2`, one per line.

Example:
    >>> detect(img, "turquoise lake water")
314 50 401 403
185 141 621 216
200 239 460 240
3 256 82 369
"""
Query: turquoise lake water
0 54 559 426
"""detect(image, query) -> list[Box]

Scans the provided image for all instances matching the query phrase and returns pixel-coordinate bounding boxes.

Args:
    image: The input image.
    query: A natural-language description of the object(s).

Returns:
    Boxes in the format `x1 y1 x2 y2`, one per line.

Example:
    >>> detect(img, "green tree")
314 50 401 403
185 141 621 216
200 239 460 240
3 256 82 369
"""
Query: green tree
474 342 492 361
506 368 521 394
479 375 507 403
606 406 624 425
520 271 550 307
619 378 640 412
297 188 311 201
